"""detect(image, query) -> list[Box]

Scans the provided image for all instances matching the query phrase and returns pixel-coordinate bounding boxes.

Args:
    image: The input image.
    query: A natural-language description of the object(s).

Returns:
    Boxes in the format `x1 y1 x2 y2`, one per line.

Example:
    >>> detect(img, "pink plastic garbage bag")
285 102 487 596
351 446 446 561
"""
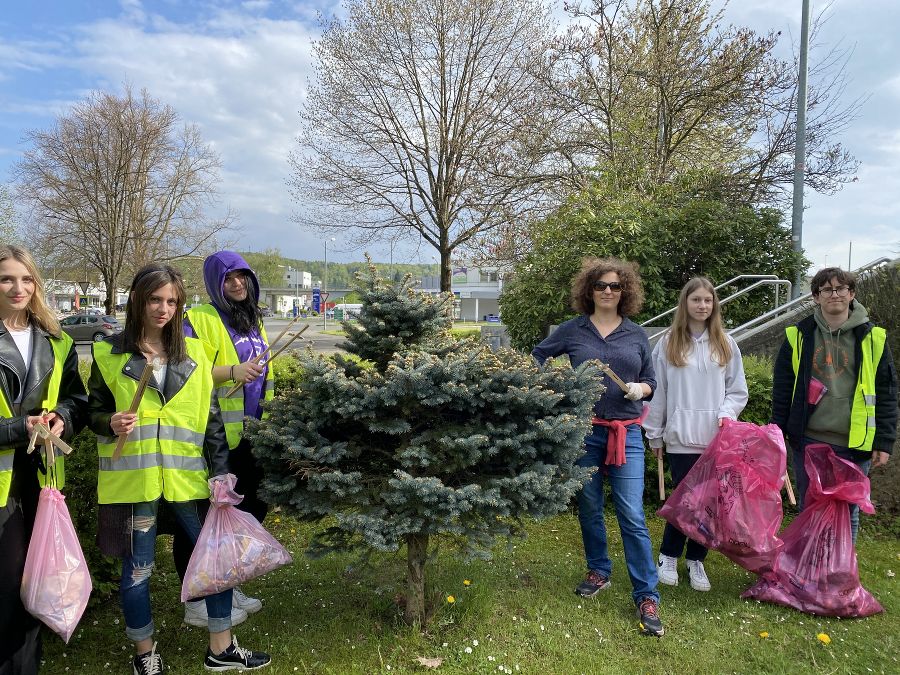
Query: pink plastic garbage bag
742 443 883 617
656 419 786 574
20 487 92 643
181 474 292 602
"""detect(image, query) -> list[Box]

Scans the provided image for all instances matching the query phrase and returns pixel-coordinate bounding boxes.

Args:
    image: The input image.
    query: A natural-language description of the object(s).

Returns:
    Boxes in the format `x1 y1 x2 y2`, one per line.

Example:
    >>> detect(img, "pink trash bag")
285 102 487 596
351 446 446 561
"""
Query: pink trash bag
181 474 292 602
20 487 92 643
742 443 883 617
656 419 786 574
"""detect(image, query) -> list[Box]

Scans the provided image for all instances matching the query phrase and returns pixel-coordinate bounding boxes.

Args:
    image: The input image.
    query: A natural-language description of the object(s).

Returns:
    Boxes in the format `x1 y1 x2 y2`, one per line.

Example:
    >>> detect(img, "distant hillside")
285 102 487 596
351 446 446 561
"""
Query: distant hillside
240 250 439 289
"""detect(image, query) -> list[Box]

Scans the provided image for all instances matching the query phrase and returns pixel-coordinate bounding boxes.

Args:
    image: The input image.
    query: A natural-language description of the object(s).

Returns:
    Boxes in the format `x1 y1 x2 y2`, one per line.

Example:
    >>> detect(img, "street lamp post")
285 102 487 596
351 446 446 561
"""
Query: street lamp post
323 237 335 329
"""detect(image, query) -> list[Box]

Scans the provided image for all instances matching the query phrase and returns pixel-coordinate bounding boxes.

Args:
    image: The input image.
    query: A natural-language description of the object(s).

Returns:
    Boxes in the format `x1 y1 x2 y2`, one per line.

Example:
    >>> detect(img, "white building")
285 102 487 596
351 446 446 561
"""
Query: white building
283 269 312 290
420 264 502 322
45 280 128 312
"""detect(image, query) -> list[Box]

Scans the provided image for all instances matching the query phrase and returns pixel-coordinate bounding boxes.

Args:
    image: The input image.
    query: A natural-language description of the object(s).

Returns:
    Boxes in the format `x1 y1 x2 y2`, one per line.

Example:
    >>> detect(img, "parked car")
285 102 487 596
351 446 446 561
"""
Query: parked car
60 313 122 343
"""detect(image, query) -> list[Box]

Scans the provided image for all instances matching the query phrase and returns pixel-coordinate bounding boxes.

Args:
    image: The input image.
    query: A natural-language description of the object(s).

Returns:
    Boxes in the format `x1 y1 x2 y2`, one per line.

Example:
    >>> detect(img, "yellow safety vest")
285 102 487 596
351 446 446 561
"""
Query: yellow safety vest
93 338 215 504
786 325 886 451
0 332 71 507
186 304 274 449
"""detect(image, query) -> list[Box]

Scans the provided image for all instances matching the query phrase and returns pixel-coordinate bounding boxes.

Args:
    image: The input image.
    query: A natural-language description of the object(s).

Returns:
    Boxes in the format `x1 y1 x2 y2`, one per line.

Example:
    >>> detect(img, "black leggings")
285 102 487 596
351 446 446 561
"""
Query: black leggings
0 465 41 675
659 452 709 562
173 438 269 584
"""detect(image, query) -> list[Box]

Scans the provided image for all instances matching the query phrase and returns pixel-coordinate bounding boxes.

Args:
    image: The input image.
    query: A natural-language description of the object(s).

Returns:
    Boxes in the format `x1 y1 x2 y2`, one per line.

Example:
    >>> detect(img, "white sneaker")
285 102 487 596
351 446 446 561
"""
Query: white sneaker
687 559 711 592
657 553 679 586
232 587 263 614
183 599 248 628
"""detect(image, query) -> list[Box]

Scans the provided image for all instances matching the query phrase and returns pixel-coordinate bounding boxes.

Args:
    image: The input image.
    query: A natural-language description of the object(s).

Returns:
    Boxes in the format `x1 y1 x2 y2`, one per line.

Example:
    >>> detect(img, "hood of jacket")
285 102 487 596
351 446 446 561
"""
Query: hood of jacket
813 299 869 335
202 251 259 312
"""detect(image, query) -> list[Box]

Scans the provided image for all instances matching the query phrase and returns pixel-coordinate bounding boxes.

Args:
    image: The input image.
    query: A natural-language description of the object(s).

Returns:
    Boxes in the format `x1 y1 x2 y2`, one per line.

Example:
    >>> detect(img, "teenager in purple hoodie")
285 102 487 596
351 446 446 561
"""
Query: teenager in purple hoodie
175 251 275 628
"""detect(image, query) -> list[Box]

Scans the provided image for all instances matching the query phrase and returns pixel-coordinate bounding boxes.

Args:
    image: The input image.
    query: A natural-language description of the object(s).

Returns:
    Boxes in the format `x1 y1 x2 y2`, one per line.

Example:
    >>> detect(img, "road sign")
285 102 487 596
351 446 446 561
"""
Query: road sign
312 287 321 312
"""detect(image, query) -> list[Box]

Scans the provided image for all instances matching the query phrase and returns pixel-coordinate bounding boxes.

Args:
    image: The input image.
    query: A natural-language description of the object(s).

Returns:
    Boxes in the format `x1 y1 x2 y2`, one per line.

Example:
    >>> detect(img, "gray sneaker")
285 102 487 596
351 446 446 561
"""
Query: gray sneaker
574 570 610 597
657 553 679 586
687 559 711 591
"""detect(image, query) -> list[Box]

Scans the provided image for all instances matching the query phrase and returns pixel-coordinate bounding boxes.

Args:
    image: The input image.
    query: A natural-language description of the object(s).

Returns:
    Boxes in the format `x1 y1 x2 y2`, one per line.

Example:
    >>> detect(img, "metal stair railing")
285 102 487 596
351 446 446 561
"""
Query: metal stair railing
728 256 894 344
642 274 791 343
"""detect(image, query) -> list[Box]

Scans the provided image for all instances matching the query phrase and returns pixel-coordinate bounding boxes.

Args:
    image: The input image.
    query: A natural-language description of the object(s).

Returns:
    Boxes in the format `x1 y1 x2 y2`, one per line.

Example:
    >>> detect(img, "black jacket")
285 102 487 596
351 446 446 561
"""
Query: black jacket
0 323 87 459
87 332 230 478
771 314 898 455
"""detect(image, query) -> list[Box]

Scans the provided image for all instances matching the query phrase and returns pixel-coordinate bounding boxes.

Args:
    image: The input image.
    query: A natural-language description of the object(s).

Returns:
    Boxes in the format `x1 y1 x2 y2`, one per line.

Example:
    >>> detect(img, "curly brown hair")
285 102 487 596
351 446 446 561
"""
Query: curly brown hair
571 257 644 317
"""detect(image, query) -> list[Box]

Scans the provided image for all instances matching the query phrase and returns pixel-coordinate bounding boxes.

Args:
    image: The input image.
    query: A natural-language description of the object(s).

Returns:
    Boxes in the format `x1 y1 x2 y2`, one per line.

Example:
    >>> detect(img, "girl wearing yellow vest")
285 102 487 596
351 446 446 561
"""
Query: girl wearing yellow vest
87 265 271 674
0 245 87 675
177 251 274 626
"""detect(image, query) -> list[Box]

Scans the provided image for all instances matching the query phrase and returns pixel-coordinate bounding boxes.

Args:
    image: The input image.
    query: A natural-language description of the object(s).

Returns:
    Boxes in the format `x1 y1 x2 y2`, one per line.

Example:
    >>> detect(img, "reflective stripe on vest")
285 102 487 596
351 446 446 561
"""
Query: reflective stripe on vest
186 304 274 449
785 325 886 452
0 332 71 507
93 338 214 504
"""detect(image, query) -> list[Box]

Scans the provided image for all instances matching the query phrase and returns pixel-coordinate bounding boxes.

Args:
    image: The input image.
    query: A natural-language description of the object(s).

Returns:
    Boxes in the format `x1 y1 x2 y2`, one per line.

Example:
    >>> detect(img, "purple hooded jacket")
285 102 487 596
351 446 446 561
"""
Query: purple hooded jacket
185 251 268 419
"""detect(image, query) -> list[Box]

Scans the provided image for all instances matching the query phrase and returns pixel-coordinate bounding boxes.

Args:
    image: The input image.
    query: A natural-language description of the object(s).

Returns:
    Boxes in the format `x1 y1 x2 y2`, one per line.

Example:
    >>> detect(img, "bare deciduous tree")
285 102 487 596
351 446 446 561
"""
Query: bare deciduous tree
15 85 232 311
289 0 553 291
539 0 861 203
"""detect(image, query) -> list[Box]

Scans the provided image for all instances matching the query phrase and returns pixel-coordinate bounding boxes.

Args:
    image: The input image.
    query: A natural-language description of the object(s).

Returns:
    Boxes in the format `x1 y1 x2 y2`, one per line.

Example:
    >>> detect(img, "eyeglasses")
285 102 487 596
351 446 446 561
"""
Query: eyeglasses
593 281 624 292
817 285 850 297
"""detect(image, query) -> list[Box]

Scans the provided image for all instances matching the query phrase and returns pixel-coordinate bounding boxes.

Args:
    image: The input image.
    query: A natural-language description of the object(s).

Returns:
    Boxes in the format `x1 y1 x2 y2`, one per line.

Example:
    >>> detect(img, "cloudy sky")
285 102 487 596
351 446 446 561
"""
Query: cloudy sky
1 0 897 269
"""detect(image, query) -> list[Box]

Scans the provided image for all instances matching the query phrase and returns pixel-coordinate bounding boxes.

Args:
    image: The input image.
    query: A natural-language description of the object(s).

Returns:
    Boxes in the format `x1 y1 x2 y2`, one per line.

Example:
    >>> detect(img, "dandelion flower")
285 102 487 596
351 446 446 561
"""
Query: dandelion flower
464 579 472 586
759 632 769 639
447 595 455 604
817 633 831 645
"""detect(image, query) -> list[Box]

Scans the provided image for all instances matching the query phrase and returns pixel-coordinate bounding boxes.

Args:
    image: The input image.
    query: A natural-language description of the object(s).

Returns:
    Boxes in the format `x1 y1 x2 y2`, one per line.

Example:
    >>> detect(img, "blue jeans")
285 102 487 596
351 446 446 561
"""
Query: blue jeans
793 437 872 545
121 499 233 642
576 424 659 605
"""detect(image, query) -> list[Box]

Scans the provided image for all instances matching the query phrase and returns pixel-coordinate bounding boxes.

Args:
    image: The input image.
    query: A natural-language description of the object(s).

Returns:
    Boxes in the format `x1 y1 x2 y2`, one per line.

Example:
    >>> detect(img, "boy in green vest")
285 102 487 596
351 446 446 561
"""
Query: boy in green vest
771 267 897 542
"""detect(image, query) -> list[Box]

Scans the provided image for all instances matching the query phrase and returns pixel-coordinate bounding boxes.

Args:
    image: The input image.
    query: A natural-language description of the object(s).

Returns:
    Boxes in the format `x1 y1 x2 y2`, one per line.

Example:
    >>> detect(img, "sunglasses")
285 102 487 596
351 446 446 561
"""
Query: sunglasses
592 281 624 292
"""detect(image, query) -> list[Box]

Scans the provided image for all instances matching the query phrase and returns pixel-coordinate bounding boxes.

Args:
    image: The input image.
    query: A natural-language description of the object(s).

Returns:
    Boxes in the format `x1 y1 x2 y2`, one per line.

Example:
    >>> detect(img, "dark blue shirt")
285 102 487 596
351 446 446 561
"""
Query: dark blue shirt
532 315 656 420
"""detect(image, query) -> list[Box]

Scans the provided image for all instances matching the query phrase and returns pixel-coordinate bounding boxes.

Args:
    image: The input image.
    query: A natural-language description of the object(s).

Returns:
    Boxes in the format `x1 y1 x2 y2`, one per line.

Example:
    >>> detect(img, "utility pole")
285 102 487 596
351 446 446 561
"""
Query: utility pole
790 0 811 298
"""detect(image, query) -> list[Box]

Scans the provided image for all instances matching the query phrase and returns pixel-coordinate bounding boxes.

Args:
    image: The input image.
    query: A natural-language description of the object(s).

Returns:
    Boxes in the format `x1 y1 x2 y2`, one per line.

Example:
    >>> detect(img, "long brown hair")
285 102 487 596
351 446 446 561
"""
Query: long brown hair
0 244 61 336
124 264 187 363
666 277 732 367
571 257 644 317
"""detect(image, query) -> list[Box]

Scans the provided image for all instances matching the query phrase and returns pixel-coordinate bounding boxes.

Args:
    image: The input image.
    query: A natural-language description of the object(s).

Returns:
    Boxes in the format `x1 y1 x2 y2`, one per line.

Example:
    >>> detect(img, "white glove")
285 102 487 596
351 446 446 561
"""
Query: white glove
624 382 644 401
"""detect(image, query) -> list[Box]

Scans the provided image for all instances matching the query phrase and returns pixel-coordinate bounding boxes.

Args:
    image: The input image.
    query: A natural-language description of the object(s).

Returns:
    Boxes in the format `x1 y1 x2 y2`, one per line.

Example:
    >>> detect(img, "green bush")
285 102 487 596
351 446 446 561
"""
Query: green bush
738 353 774 426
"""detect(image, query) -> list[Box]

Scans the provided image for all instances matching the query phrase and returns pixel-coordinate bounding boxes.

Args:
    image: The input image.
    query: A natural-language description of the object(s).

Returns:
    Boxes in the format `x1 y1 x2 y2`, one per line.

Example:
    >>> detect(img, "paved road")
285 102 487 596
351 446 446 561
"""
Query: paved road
73 316 346 360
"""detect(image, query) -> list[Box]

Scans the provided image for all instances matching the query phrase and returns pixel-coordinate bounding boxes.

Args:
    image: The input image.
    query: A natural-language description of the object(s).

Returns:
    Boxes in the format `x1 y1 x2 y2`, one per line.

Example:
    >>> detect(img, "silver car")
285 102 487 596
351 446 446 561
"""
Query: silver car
60 313 123 343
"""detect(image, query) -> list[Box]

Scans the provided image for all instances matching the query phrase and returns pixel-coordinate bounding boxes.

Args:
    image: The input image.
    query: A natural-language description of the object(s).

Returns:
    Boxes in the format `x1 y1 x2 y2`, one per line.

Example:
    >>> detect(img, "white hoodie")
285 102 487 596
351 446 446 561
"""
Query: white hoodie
643 330 748 454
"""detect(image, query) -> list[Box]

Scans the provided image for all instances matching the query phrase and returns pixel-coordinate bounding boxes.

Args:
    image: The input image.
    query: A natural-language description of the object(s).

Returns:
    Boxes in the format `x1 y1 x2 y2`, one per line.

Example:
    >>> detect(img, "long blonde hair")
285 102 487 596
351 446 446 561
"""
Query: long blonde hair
666 277 731 367
0 245 60 336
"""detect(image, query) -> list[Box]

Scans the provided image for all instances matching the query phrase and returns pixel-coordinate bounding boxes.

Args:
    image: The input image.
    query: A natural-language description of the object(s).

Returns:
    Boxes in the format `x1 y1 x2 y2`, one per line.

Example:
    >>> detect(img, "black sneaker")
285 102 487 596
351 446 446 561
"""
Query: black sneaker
574 570 611 597
133 642 164 675
637 597 664 637
204 637 271 671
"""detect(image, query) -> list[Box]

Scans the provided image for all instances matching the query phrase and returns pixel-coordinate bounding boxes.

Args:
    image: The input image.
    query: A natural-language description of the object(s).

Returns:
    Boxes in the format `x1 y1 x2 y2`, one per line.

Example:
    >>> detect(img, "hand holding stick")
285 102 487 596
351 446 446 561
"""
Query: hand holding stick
223 324 309 398
113 362 156 461
597 362 629 393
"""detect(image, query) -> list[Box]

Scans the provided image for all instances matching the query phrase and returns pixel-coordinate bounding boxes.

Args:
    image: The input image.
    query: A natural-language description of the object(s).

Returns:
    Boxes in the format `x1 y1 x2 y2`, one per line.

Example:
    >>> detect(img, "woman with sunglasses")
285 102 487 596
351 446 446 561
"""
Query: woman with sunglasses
643 277 747 592
532 257 662 637
0 245 87 674
88 264 271 674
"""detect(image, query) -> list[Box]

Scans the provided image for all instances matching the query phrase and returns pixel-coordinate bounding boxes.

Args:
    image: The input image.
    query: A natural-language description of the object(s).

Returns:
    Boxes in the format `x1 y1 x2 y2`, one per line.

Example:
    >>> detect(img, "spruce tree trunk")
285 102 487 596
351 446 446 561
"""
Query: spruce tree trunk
405 532 429 625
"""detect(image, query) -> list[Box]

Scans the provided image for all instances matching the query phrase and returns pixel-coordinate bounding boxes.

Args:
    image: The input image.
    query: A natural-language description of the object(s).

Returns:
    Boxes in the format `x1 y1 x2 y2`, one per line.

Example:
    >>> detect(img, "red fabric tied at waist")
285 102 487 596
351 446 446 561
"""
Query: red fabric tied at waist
591 405 649 467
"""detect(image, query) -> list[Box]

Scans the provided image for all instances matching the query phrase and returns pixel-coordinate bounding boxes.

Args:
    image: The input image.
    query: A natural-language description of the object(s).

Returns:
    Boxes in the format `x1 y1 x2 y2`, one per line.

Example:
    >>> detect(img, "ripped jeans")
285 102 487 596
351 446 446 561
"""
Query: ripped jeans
121 499 233 642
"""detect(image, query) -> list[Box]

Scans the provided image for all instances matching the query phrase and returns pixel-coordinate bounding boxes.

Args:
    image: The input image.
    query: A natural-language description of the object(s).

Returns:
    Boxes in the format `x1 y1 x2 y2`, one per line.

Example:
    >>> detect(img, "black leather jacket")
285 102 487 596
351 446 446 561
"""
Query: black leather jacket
87 332 230 478
0 323 88 454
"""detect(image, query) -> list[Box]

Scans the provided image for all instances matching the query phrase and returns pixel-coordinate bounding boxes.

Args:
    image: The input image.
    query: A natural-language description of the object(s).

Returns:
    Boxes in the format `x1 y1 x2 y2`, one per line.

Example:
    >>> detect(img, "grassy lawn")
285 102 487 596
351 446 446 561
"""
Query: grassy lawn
41 511 898 674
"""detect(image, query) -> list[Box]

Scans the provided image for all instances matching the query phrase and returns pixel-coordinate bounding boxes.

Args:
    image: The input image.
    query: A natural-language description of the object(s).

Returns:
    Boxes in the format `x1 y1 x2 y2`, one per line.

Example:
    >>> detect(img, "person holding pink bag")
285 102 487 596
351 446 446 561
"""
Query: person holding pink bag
0 245 87 674
644 277 748 592
87 264 271 674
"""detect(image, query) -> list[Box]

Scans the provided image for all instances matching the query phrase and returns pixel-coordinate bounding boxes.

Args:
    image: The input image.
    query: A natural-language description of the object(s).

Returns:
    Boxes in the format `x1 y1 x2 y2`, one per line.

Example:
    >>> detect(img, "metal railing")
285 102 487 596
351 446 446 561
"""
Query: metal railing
727 256 893 342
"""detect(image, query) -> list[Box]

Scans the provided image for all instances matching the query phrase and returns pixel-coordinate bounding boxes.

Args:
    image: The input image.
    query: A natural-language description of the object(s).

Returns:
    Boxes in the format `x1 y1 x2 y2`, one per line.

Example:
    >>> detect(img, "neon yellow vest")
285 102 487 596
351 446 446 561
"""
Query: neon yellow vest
186 304 274 449
0 331 71 507
93 338 215 504
786 325 886 451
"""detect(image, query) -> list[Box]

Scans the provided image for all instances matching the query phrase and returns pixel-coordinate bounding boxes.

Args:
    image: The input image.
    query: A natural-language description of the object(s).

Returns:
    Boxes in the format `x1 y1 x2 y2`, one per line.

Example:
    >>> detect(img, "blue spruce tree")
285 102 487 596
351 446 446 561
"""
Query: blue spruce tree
248 262 604 624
